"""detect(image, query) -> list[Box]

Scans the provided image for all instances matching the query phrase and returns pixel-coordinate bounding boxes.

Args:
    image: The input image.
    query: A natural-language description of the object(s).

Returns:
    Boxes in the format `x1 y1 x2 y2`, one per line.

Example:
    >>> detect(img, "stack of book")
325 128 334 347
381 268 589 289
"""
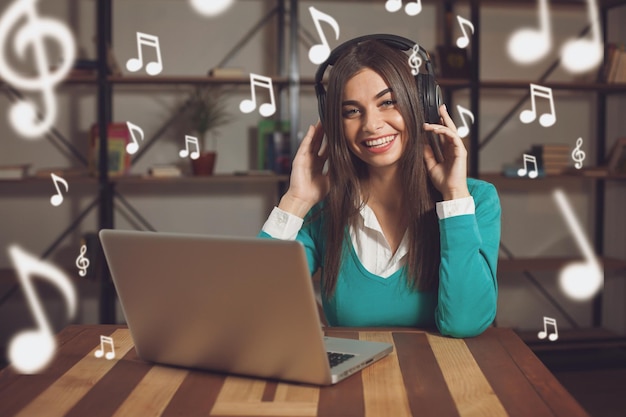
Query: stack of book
530 143 572 175
0 164 30 180
600 43 626 83
148 164 182 177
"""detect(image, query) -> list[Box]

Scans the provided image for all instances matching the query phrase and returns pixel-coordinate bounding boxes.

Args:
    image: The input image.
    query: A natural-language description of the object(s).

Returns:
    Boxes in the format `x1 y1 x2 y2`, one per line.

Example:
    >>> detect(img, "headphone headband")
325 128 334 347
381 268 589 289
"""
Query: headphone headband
314 34 434 89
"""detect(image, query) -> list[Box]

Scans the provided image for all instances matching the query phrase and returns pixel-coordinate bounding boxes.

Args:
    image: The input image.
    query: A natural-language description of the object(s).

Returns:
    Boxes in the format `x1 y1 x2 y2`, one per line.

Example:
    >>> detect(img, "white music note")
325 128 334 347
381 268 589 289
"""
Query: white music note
125 121 144 155
94 335 116 360
537 316 558 341
179 135 200 159
408 44 422 76
456 15 474 49
507 0 552 64
508 0 602 74
456 105 474 138
517 154 539 179
520 84 556 127
384 0 422 16
572 137 586 169
553 189 603 301
560 0 603 73
0 0 76 138
239 73 276 117
50 173 68 207
126 32 163 76
308 7 340 65
7 245 77 374
76 244 89 277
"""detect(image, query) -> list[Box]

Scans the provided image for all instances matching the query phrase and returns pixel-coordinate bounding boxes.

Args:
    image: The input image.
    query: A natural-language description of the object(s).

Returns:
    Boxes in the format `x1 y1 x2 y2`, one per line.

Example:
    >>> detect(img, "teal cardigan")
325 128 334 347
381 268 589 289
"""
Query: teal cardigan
259 178 501 337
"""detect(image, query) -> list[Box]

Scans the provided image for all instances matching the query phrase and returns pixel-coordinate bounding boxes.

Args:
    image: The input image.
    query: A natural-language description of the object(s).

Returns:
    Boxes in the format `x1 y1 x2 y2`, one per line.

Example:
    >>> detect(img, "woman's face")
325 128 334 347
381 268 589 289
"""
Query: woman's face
341 68 407 171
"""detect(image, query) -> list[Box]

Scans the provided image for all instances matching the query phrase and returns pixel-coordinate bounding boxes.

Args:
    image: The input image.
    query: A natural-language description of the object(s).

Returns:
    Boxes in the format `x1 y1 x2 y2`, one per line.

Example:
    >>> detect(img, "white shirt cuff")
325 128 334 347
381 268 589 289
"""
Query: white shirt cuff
261 207 304 240
436 196 475 219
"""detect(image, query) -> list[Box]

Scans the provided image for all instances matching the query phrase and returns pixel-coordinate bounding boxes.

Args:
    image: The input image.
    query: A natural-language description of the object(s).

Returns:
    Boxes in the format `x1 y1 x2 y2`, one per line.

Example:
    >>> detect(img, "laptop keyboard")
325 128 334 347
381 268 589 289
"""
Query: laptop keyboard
327 352 355 368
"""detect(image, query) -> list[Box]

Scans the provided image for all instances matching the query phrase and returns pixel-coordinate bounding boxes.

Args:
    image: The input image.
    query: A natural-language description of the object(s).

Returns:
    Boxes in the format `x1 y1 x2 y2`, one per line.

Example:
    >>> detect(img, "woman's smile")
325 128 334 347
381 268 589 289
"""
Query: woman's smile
362 134 398 153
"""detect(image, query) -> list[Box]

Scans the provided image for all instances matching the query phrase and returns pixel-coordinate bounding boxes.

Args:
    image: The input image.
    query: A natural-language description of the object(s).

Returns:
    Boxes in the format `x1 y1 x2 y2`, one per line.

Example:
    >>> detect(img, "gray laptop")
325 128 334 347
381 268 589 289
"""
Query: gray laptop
99 229 392 385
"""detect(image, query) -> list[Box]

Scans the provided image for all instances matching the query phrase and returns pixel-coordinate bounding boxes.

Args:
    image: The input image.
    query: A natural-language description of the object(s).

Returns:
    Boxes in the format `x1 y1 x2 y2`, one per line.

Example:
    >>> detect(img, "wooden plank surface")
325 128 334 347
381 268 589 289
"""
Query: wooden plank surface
0 325 590 417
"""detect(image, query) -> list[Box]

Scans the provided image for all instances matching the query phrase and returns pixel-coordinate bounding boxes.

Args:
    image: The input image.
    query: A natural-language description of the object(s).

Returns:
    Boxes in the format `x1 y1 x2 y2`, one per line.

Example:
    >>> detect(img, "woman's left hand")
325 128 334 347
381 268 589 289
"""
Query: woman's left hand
423 104 471 201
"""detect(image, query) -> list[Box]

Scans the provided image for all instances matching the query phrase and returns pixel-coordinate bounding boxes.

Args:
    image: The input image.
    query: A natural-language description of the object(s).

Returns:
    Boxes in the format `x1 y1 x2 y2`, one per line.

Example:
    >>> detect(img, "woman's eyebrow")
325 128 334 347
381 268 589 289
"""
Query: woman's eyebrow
375 88 393 99
342 88 394 106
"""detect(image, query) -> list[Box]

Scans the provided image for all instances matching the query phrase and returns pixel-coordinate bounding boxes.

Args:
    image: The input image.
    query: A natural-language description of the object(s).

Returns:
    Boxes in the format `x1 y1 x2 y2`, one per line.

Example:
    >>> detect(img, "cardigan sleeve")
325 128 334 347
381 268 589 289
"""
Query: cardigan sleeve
435 179 501 338
258 205 324 277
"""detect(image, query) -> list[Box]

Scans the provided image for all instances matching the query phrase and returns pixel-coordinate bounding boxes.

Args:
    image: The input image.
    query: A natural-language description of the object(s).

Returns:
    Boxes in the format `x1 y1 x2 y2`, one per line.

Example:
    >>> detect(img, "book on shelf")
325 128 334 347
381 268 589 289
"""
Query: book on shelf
107 43 123 76
265 131 291 175
208 67 245 78
0 164 30 180
529 144 573 174
256 120 290 172
147 164 182 177
606 137 626 173
602 43 626 83
434 45 470 79
89 123 132 176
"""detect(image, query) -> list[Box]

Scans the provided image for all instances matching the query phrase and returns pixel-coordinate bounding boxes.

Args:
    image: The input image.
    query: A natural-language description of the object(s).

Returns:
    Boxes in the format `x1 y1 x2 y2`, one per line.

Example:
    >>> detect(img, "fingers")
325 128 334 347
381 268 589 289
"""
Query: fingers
438 104 457 131
423 144 438 172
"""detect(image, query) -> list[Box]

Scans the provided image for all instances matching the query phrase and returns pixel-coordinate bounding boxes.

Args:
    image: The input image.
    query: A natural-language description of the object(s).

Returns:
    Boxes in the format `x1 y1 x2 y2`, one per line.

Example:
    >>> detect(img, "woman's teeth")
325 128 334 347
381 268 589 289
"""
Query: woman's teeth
364 135 395 147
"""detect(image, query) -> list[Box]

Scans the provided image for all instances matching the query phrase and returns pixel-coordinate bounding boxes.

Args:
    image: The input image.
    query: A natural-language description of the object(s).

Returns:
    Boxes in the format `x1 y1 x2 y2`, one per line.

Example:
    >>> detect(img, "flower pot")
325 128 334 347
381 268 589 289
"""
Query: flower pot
191 151 217 176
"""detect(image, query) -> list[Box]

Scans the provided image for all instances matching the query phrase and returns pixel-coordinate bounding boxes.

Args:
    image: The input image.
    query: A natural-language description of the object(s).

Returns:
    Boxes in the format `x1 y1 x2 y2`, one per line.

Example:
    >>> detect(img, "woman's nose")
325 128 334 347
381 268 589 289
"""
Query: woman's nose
363 110 384 133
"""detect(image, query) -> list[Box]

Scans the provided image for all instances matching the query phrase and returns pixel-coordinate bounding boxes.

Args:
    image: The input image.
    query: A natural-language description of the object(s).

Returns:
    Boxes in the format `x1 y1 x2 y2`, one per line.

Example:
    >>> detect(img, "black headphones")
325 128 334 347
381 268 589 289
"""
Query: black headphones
314 34 443 126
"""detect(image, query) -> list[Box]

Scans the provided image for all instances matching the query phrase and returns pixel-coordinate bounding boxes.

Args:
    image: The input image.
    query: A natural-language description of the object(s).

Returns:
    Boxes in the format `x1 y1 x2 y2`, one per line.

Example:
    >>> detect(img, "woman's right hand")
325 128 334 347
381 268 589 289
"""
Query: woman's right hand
278 122 329 218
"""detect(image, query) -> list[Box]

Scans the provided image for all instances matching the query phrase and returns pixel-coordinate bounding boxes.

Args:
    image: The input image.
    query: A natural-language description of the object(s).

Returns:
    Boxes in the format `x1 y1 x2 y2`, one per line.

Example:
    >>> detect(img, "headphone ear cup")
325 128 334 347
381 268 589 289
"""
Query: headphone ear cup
418 73 441 124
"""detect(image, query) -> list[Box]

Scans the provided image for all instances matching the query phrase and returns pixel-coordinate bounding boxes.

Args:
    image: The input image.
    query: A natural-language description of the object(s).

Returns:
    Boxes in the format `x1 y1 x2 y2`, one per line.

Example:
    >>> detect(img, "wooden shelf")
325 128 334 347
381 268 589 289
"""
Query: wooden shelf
114 174 289 185
0 174 289 186
499 256 626 274
478 80 626 92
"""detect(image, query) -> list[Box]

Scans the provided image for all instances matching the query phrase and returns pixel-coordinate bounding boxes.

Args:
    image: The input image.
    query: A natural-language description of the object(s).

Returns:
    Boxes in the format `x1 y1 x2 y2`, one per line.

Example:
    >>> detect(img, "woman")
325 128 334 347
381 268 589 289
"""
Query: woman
260 37 500 337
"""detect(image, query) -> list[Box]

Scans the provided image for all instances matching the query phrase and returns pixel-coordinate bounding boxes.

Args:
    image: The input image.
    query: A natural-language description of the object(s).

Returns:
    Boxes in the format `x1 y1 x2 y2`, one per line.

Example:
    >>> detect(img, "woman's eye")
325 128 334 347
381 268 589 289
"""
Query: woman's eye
381 100 397 107
342 108 360 118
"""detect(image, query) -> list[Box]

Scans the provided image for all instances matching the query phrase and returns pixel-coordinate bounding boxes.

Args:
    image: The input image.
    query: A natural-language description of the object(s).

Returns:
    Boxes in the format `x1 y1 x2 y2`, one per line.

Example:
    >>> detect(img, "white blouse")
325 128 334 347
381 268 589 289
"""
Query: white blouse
262 196 475 278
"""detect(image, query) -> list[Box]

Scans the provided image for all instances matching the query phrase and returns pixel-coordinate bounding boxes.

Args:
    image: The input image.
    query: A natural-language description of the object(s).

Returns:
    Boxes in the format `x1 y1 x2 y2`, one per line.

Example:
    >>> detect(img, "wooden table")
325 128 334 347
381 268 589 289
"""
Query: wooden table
0 325 590 417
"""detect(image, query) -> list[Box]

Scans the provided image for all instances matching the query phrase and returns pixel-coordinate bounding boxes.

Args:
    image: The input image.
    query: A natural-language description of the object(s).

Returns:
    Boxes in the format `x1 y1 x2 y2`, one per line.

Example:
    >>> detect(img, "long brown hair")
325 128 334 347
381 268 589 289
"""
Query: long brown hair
320 39 441 298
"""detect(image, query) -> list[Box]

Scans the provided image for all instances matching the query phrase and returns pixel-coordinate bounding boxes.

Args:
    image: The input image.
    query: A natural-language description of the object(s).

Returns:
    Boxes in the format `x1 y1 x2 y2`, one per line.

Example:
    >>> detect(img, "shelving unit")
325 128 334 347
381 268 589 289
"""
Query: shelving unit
1 0 624 340
450 0 626 348
0 0 296 324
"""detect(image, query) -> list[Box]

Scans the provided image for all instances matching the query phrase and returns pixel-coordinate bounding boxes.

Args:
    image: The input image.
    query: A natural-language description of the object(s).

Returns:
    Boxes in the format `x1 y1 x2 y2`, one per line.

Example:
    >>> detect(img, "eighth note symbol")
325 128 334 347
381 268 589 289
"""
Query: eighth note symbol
385 0 422 16
538 316 558 341
239 73 276 117
456 105 474 138
126 121 144 155
572 137 585 169
517 154 538 179
456 15 474 49
553 189 603 301
308 7 340 65
50 173 68 207
179 135 200 160
76 244 89 277
7 245 76 373
520 84 556 127
408 44 422 76
126 32 163 76
95 335 116 360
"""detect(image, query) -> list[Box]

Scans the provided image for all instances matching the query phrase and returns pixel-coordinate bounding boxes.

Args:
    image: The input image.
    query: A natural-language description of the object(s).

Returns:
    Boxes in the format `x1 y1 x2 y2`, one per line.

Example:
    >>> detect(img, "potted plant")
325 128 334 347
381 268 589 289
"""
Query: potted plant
179 85 232 175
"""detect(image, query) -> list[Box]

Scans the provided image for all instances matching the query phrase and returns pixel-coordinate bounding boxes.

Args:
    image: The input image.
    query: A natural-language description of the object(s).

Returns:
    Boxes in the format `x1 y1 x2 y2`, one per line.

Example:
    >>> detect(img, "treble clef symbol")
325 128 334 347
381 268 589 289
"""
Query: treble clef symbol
408 43 422 76
572 137 586 169
0 0 76 139
75 244 90 277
